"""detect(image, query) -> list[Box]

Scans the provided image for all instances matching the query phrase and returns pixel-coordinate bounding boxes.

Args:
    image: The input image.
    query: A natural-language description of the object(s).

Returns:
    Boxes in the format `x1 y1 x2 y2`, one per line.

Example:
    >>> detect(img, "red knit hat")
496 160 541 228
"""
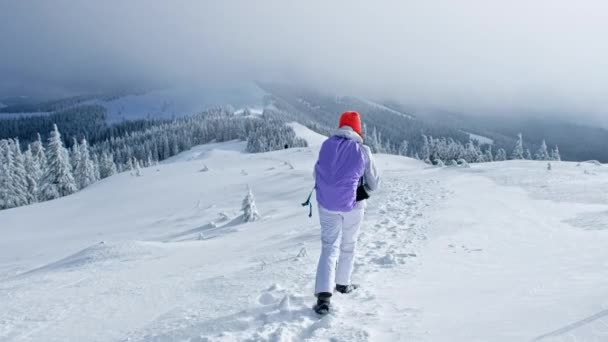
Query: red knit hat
339 111 362 136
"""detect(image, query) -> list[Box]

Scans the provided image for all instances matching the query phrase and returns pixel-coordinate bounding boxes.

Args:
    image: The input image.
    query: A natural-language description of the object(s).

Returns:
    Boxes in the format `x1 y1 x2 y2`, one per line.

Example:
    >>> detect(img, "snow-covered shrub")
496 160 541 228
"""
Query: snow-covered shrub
457 158 470 168
242 187 260 222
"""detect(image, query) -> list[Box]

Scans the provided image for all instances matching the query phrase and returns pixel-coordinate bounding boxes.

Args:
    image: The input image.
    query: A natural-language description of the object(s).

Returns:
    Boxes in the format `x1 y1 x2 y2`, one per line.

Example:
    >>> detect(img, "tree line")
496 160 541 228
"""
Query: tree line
0 107 307 211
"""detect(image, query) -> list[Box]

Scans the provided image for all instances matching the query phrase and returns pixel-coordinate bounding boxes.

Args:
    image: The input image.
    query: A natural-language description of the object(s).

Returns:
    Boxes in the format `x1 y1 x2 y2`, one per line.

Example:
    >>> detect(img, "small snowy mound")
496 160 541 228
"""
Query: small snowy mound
162 140 246 163
22 241 165 275
581 160 602 166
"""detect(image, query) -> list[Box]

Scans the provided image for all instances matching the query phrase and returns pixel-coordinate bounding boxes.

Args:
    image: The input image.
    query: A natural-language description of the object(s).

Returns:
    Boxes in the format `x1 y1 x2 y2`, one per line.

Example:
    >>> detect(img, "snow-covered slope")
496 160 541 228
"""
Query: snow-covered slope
2 126 608 341
94 83 267 122
464 131 494 145
287 122 327 148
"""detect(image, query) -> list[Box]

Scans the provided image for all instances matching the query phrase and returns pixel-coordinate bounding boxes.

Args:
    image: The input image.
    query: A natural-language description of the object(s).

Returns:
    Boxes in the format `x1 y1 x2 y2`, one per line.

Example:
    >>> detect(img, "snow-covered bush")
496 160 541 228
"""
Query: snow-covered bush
242 187 260 222
457 158 470 168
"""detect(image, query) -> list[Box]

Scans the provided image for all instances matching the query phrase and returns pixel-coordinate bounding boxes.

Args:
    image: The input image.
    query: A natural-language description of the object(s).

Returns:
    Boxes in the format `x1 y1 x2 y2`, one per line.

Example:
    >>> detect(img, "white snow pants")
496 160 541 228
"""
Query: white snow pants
315 205 365 295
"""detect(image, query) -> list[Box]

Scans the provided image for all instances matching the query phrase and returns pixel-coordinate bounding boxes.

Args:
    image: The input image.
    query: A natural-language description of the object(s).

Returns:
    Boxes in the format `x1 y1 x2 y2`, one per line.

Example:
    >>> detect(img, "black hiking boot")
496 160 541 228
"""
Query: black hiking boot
335 284 359 294
313 292 332 315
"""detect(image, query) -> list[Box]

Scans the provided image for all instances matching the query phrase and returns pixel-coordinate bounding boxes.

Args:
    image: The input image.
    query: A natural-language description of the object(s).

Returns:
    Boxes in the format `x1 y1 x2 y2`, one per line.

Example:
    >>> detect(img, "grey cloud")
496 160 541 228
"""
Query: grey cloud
1 0 607 124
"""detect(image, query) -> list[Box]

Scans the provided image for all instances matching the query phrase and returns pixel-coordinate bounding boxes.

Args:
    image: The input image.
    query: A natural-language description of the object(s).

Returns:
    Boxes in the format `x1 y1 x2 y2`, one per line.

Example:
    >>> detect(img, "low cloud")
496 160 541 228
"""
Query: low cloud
1 0 607 124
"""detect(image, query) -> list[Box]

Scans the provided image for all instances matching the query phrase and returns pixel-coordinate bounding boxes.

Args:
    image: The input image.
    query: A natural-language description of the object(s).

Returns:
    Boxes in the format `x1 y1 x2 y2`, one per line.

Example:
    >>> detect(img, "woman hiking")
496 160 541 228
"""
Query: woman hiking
313 111 380 315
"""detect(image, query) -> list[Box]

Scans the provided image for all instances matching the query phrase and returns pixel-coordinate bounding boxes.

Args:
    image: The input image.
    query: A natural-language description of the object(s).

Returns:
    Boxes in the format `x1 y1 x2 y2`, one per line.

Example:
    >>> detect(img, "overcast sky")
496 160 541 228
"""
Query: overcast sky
1 0 607 122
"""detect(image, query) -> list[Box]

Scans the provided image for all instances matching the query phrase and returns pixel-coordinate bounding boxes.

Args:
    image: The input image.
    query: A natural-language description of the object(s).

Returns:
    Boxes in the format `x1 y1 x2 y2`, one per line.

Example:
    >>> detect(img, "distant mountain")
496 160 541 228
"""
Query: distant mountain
0 83 267 123
2 82 607 162
259 83 608 162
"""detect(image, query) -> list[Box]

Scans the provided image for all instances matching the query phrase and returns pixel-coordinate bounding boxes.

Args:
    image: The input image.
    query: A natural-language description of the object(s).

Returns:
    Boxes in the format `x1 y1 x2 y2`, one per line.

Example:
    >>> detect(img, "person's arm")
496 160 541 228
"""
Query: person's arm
361 145 380 191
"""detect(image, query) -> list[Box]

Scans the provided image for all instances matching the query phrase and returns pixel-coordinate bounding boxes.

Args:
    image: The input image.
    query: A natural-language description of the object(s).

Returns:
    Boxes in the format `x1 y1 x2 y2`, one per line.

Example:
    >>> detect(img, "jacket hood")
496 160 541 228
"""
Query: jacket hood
332 126 363 144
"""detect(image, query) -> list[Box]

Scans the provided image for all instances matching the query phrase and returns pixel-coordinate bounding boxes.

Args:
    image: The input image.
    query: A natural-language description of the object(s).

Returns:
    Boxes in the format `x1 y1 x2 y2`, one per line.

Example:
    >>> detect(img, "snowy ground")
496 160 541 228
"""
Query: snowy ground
2 126 608 341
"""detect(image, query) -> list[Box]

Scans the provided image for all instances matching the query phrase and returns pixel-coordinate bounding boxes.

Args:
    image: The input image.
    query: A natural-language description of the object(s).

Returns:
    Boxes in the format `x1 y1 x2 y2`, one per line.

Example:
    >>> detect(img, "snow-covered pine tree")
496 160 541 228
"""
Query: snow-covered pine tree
398 140 409 156
420 135 431 163
23 146 39 204
464 141 479 163
512 133 524 160
551 145 561 161
99 152 117 178
242 187 260 222
495 148 507 161
162 136 171 160
92 153 101 181
10 139 29 207
146 151 153 167
369 127 381 153
70 138 81 171
40 124 78 200
75 138 98 189
483 146 494 162
535 140 550 160
125 158 134 171
524 149 532 160
0 140 17 209
171 138 179 157
134 158 142 177
30 133 47 179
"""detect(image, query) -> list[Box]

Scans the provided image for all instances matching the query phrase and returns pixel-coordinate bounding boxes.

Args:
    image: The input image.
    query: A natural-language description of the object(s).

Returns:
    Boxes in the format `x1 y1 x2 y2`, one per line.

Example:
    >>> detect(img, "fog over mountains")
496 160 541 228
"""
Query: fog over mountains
2 0 608 127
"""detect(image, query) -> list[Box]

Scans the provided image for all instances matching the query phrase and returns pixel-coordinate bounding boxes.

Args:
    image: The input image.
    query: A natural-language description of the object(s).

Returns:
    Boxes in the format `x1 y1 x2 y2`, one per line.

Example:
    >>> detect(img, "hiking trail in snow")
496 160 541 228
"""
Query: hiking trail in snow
122 170 447 342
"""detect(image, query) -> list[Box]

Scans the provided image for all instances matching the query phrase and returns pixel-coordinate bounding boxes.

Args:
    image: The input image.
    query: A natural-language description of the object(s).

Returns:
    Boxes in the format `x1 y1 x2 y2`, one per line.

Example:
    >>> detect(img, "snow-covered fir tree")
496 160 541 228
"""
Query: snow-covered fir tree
99 152 117 179
420 135 431 163
495 148 507 161
551 145 561 161
368 126 381 154
30 133 47 180
40 124 78 200
535 140 550 160
0 140 17 209
398 140 409 156
134 158 142 177
74 138 98 189
70 138 81 171
464 141 479 163
512 133 524 160
92 153 101 181
483 145 494 162
125 158 134 172
524 149 532 160
146 151 154 167
242 187 260 222
23 146 40 204
11 139 29 206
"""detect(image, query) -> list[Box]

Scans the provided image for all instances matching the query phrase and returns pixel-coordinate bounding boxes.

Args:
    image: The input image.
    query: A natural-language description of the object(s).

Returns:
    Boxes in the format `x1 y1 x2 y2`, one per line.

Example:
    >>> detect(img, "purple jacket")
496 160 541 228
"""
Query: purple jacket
315 128 366 212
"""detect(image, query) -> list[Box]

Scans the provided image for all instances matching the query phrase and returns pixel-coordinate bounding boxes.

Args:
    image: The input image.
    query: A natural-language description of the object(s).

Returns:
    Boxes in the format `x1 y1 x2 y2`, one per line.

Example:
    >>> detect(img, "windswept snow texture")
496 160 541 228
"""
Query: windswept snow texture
2 125 608 341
